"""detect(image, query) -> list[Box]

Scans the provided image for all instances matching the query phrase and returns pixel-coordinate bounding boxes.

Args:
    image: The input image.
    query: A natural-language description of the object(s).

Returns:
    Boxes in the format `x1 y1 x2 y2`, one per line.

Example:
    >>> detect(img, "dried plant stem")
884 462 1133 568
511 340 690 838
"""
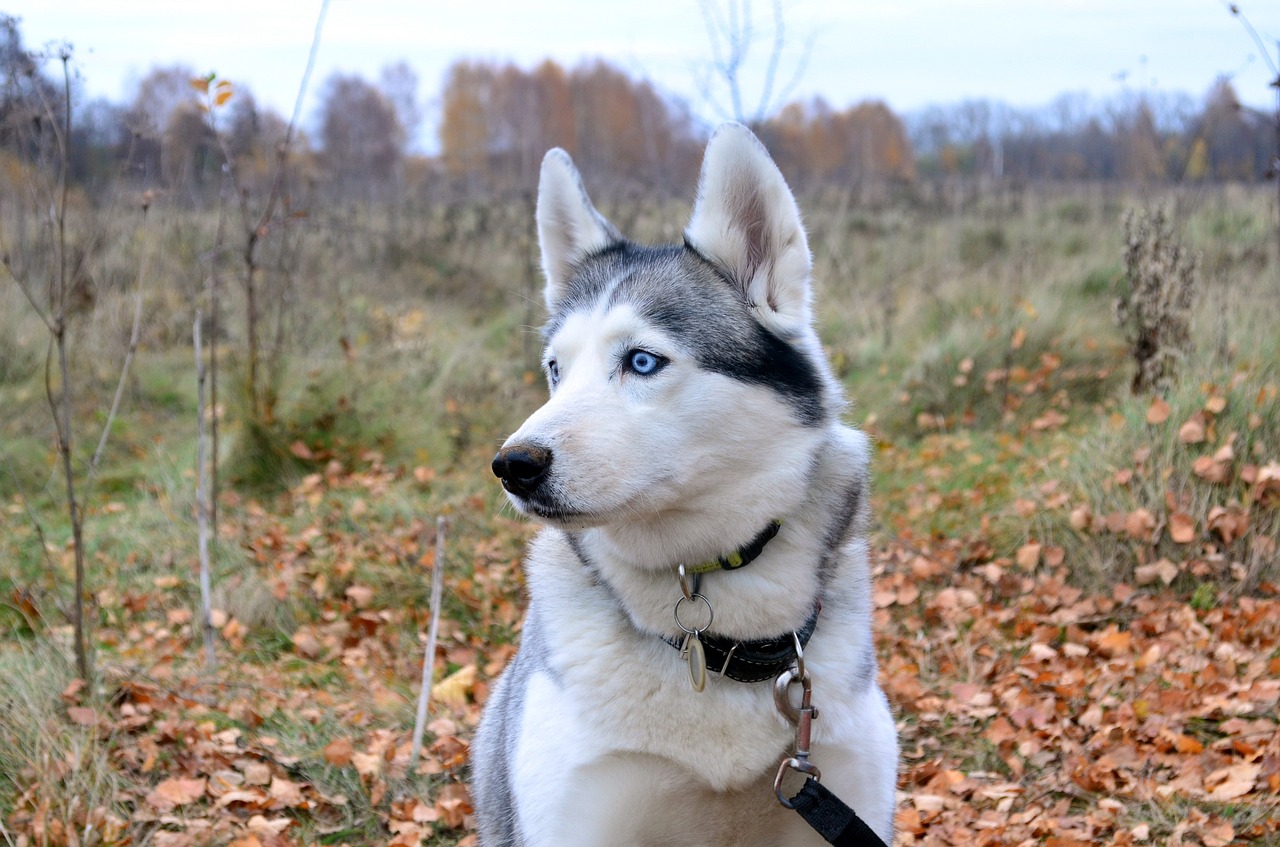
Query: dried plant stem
194 311 217 671
410 516 447 766
88 241 149 486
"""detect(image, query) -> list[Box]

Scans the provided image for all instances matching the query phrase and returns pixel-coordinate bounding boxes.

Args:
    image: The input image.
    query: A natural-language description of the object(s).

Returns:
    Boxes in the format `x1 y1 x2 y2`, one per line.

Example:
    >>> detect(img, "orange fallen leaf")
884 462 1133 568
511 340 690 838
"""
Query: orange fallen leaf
1169 512 1195 544
268 776 305 809
1135 559 1178 586
1146 397 1171 425
324 737 354 767
435 782 473 829
432 664 477 709
1178 416 1206 444
66 706 97 726
147 777 207 811
1124 508 1155 540
292 628 322 659
1204 763 1259 801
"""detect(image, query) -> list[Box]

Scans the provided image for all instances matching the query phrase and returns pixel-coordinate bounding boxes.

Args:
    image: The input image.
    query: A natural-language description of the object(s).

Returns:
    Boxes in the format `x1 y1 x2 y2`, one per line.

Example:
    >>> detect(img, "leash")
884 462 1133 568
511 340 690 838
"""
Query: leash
785 779 888 847
773 638 890 847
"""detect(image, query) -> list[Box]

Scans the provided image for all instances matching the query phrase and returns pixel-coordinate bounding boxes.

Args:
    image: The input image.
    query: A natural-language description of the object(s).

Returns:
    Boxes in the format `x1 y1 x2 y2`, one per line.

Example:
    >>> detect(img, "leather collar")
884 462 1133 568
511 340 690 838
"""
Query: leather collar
665 602 820 683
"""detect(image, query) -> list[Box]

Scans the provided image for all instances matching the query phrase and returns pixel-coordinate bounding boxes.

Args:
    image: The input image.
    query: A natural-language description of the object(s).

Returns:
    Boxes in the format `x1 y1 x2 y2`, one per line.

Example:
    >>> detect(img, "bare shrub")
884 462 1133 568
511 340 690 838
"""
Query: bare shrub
1115 206 1199 394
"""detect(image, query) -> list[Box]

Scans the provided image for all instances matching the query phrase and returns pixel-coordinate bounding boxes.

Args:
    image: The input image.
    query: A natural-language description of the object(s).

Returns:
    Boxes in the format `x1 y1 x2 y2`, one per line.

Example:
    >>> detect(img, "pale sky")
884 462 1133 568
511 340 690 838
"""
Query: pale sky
14 0 1280 148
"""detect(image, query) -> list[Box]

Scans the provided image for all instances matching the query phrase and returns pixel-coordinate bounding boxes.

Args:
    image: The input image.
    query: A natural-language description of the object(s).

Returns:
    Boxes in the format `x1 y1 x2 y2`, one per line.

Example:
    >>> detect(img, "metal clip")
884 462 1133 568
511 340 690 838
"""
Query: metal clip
773 653 821 808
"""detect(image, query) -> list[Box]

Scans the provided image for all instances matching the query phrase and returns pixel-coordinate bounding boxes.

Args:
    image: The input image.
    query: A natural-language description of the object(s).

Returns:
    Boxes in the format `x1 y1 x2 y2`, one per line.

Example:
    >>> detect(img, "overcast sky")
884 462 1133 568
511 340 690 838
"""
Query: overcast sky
14 0 1280 148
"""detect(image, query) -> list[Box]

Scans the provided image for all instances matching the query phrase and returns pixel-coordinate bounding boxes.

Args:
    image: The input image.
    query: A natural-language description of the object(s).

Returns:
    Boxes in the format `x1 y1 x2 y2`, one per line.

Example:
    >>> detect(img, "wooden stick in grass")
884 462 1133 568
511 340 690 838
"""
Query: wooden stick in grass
194 310 216 671
410 515 447 767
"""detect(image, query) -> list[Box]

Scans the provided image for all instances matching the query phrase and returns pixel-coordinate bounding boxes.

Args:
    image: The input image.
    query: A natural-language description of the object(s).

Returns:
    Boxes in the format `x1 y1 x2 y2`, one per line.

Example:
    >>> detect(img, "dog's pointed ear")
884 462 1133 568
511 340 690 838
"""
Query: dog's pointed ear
537 149 623 310
685 123 812 335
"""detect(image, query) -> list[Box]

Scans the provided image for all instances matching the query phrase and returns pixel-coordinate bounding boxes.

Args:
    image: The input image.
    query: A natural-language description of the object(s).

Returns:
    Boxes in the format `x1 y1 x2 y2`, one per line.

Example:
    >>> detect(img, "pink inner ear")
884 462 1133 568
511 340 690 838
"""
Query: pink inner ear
739 187 770 286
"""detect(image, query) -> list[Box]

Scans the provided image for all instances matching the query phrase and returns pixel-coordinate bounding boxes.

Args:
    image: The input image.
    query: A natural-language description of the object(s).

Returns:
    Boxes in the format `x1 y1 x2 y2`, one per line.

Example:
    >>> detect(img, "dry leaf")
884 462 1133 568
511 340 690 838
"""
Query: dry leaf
242 762 272 786
345 584 375 608
1169 512 1195 544
1178 416 1206 444
1015 543 1042 570
147 777 207 811
324 737 354 767
1146 397 1170 425
66 706 97 726
1204 763 1259 800
1135 559 1179 586
432 664 477 709
1124 508 1156 540
267 777 305 809
292 628 322 659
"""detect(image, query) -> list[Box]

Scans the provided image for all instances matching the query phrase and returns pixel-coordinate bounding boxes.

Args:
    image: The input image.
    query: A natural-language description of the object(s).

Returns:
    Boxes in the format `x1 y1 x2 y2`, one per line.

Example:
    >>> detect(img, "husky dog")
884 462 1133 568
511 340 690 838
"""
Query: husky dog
473 124 897 846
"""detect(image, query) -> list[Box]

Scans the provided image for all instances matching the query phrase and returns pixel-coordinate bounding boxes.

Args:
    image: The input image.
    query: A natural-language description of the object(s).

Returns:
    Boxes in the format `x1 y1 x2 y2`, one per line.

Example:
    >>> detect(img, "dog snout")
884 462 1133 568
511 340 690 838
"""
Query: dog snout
492 444 553 497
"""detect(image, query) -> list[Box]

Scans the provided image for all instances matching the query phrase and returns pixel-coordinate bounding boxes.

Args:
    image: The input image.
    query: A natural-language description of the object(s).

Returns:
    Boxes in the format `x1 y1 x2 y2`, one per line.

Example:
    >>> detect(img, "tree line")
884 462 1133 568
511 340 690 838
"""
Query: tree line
1 13 1274 204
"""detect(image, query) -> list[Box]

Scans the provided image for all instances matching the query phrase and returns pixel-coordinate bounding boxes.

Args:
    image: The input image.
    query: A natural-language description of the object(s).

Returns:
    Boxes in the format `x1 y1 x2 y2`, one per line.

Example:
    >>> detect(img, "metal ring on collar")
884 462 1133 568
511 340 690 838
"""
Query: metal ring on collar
673 593 713 634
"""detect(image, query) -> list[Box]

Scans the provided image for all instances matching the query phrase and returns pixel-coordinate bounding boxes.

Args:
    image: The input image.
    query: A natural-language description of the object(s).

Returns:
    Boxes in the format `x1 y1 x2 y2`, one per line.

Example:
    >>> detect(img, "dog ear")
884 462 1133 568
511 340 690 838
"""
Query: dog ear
536 149 623 310
685 123 812 335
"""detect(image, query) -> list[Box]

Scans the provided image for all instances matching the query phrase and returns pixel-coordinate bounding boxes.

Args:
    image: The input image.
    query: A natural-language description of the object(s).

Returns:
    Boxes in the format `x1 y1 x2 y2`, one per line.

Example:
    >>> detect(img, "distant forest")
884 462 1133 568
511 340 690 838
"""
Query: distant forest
2 14 1275 201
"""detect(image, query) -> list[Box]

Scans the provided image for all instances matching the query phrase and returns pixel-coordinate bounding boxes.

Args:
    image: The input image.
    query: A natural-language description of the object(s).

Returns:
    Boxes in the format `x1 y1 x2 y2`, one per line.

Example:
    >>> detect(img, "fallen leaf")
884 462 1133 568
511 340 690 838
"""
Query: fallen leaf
268 776 305 809
147 777 207 811
1169 512 1195 544
1015 543 1042 570
1204 763 1259 801
432 664 477 709
1135 559 1179 586
1146 397 1170 425
324 737 354 767
66 706 97 726
1178 416 1206 444
1125 508 1156 540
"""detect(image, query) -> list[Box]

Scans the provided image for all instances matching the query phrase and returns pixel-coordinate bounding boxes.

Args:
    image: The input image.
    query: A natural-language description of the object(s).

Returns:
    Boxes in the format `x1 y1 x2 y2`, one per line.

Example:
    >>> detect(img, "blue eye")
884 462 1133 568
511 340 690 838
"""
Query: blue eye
626 349 664 376
547 360 560 386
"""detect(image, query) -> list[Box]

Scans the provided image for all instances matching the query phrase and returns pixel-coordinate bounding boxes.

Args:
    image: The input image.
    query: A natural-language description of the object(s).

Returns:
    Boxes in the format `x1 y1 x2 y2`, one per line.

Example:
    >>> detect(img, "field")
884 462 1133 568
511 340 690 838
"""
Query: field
1 178 1278 846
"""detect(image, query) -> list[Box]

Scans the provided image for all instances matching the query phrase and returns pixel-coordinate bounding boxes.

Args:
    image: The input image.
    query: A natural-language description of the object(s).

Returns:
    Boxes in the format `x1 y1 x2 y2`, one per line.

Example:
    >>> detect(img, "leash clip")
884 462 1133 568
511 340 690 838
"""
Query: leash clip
774 642 821 808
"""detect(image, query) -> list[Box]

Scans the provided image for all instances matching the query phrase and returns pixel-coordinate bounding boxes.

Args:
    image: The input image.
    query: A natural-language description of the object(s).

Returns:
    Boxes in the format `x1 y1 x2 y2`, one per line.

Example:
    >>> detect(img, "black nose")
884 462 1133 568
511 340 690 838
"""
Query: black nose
492 444 553 497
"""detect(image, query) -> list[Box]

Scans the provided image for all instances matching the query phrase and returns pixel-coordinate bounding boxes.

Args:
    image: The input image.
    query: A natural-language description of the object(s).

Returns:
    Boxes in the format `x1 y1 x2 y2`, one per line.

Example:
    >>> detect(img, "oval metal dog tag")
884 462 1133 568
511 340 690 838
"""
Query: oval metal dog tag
688 633 707 692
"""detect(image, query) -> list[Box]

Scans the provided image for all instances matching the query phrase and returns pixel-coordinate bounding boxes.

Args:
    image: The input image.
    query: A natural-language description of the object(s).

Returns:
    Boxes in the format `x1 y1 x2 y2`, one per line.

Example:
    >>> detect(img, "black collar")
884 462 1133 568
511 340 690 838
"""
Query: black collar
665 603 820 683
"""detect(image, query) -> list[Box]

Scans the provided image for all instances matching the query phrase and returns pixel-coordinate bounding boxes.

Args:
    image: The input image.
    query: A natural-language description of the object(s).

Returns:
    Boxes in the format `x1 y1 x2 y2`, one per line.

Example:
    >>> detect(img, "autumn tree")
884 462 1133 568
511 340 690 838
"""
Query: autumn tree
316 72 405 192
760 96 915 188
439 60 493 185
379 60 422 148
437 58 700 196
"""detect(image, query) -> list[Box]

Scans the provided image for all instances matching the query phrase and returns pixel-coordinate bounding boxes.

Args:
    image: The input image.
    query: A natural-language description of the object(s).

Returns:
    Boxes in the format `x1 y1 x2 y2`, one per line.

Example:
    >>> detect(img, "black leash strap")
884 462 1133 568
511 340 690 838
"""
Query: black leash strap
788 778 888 847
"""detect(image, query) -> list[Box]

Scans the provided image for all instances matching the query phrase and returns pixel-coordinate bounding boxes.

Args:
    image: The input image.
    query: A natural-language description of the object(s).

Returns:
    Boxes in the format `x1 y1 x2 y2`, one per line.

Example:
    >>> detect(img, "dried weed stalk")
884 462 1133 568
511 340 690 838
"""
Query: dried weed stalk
1115 206 1199 394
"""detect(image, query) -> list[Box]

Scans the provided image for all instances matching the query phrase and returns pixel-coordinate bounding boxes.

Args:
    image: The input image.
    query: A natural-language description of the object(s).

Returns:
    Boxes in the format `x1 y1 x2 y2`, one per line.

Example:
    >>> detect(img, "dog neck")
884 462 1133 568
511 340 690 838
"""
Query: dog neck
566 425 868 644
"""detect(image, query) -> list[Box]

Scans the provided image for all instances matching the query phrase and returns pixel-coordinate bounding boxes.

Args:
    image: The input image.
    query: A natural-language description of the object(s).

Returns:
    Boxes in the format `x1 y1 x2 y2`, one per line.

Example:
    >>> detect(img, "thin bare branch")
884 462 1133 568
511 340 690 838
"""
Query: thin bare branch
410 516 447 766
0 257 54 332
1226 2 1280 76
87 239 151 487
194 311 217 672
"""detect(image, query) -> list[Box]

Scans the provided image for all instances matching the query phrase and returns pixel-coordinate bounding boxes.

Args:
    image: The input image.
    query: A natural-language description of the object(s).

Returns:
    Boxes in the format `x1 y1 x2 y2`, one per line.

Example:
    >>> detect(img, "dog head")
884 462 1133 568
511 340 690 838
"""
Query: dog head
493 124 842 553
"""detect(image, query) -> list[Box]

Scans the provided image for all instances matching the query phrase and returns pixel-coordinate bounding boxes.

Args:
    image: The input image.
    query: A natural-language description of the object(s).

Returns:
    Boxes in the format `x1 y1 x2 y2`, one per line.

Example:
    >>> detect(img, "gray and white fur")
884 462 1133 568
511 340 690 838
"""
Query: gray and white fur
473 123 897 847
